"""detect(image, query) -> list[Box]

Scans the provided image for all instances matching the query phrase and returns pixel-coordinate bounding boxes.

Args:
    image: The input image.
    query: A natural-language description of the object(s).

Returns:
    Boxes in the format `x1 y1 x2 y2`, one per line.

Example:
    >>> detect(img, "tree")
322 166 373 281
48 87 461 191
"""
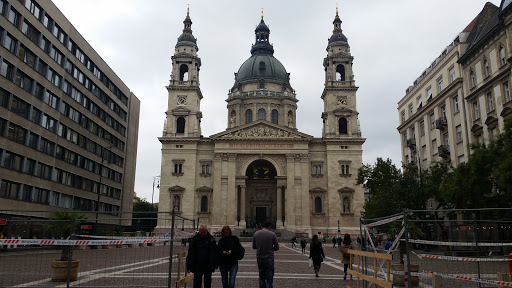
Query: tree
357 158 403 219
132 198 157 233
46 212 87 261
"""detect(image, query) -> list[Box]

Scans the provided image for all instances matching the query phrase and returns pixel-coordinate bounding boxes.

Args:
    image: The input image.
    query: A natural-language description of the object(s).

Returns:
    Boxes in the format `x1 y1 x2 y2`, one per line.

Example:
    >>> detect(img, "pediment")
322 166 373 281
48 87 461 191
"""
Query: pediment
309 187 327 193
338 186 355 194
471 123 483 133
210 120 313 140
169 185 185 192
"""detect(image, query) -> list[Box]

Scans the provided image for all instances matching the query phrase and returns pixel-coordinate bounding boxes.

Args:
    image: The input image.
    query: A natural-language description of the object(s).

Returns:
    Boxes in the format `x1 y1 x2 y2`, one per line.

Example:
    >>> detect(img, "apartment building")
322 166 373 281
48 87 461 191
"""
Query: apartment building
0 0 140 226
397 2 509 175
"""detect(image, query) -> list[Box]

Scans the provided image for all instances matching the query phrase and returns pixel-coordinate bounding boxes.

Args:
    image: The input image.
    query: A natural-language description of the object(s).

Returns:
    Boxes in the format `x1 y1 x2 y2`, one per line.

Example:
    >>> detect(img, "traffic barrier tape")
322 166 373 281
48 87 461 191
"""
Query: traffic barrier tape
365 215 404 228
417 253 511 262
418 270 512 287
0 238 163 246
405 239 512 247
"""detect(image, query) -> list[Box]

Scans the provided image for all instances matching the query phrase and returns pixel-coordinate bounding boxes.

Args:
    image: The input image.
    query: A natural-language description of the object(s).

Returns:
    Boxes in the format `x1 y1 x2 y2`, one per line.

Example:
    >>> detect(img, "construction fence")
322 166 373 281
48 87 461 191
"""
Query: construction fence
0 209 195 288
358 208 512 288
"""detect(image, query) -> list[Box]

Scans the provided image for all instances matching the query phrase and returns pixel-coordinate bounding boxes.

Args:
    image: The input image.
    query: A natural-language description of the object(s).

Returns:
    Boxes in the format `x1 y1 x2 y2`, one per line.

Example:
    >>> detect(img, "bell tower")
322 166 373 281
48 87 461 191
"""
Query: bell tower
321 7 361 139
164 8 203 138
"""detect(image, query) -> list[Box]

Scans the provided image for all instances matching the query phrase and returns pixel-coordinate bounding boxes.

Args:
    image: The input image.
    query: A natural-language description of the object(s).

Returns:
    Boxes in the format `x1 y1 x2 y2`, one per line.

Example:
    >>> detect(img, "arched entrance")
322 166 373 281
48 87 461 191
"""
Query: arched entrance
244 159 277 228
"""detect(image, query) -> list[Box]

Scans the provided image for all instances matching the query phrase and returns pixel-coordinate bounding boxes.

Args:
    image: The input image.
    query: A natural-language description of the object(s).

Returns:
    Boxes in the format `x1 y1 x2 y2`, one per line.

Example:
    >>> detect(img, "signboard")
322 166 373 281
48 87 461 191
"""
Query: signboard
0 219 6 225
459 226 471 231
81 225 93 230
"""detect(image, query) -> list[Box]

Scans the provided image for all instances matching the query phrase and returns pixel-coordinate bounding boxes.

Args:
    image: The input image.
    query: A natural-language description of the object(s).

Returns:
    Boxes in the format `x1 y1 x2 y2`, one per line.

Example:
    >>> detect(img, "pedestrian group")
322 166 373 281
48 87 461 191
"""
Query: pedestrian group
186 223 356 288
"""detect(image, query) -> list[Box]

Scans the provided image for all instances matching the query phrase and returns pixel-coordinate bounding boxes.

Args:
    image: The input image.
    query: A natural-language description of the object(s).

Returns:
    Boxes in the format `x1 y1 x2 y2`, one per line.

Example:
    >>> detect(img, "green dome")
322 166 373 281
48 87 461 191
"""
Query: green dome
235 54 289 84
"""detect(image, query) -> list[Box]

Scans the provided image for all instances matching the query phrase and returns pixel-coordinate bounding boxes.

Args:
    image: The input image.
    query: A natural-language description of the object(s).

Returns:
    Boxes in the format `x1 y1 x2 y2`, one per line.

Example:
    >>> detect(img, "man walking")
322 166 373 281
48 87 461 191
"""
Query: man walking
253 221 279 288
186 225 217 288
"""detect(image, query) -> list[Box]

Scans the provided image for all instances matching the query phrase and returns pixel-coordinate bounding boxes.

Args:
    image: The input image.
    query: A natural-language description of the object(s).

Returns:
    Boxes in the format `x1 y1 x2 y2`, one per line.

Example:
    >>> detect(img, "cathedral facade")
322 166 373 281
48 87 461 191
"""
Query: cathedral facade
156 9 365 236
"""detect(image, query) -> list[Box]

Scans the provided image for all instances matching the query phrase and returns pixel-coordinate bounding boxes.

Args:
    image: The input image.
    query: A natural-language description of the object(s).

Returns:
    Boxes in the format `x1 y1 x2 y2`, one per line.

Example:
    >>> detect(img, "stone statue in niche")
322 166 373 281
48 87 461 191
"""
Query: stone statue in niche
343 197 350 213
230 115 236 127
173 195 180 211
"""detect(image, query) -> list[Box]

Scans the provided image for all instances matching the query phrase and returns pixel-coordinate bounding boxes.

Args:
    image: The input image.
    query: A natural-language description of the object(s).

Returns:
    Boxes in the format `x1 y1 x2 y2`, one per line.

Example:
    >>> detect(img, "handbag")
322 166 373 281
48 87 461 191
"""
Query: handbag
308 258 313 268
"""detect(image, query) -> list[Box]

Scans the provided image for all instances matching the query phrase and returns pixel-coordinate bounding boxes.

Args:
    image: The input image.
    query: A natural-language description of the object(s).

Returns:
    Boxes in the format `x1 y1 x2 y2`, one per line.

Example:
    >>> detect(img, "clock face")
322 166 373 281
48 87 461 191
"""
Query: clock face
177 96 187 105
337 96 347 105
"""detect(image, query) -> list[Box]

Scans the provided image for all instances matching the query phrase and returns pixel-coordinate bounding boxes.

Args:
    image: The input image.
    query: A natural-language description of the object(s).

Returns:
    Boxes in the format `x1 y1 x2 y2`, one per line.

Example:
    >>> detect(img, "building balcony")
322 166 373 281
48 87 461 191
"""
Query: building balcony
438 145 450 159
406 138 416 149
327 80 354 87
435 118 447 130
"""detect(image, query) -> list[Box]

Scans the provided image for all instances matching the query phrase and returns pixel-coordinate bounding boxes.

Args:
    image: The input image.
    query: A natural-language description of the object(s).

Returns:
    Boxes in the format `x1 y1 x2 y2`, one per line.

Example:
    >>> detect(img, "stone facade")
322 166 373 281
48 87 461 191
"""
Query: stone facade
157 9 365 236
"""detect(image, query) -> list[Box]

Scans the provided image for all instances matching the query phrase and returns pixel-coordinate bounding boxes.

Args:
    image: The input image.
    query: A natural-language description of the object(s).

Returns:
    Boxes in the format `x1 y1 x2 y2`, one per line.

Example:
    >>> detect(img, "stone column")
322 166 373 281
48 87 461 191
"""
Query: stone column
227 153 237 225
240 185 246 228
212 153 223 226
300 154 311 229
285 153 295 229
276 186 283 229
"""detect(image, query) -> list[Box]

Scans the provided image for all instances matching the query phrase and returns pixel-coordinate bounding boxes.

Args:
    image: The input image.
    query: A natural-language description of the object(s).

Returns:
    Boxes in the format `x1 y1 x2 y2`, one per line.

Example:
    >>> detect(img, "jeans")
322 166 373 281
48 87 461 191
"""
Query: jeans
193 267 212 288
257 257 275 288
220 264 238 288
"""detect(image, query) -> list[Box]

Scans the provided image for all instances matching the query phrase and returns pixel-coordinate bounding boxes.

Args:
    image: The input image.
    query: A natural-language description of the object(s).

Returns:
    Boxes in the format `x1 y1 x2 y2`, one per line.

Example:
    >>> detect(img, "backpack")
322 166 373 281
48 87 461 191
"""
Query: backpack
236 237 245 260
342 245 350 257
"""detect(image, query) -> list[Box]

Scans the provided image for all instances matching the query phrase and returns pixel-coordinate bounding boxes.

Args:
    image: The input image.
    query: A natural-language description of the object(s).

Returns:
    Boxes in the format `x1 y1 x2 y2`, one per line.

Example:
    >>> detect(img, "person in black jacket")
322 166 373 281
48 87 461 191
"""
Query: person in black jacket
217 225 243 288
309 234 325 277
186 225 217 288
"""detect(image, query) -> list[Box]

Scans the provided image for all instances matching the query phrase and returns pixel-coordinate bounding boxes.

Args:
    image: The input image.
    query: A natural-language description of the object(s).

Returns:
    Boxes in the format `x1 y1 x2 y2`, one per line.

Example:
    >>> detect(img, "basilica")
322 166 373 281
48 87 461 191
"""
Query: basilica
156 8 365 236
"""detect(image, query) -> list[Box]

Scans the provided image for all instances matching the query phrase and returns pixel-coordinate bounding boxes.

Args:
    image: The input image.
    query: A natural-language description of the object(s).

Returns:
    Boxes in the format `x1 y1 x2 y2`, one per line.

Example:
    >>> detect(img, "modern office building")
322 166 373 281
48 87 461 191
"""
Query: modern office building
157 9 365 236
0 0 140 227
397 2 511 174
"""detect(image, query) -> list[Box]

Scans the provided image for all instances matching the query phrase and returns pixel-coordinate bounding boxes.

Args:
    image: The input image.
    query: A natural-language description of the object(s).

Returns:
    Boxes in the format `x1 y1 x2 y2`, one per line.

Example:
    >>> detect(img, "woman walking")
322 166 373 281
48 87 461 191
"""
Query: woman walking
341 233 353 280
309 235 325 277
217 226 242 288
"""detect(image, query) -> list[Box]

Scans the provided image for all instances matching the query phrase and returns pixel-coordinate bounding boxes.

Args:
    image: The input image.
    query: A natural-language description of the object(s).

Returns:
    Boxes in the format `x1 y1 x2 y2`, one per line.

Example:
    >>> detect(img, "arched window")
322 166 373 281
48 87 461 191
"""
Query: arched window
271 109 278 124
179 64 189 81
245 109 253 124
339 118 348 134
176 117 185 134
200 196 208 212
314 196 322 213
336 65 345 81
258 108 266 120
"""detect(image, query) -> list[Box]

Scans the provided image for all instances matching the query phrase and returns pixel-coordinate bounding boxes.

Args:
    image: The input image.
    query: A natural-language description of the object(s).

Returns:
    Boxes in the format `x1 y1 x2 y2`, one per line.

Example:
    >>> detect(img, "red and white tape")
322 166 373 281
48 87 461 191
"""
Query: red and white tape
406 239 512 247
417 253 511 262
418 270 512 287
0 238 159 246
365 215 404 228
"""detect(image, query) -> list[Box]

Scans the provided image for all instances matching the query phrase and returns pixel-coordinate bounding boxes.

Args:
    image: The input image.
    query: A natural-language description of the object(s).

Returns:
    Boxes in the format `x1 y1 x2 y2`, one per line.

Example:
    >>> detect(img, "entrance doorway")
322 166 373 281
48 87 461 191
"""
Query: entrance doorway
255 207 267 224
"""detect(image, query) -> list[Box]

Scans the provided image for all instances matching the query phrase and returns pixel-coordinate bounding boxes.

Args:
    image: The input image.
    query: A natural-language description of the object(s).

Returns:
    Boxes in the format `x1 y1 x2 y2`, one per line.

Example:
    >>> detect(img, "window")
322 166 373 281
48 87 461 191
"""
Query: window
7 123 26 144
484 59 489 78
39 36 50 53
441 106 446 120
24 0 41 20
408 104 413 116
401 110 405 123
437 78 443 93
0 180 19 200
34 188 49 204
336 65 345 81
49 46 63 65
487 92 494 112
176 117 185 133
0 88 9 109
36 59 47 77
420 121 425 136
453 96 459 113
430 113 436 129
47 68 62 87
21 185 32 202
18 45 36 68
41 114 57 132
245 109 253 124
504 82 511 103
500 46 506 66
2 150 22 171
314 196 322 213
2 32 17 53
456 125 462 143
27 132 38 149
340 164 350 175
427 87 432 101
416 97 422 110
0 59 15 80
201 164 210 174
258 108 266 120
38 137 55 156
339 118 348 134
470 70 476 88
312 164 323 175
449 67 456 83
10 96 29 118
7 6 21 27
258 80 265 89
200 196 208 212
271 109 278 124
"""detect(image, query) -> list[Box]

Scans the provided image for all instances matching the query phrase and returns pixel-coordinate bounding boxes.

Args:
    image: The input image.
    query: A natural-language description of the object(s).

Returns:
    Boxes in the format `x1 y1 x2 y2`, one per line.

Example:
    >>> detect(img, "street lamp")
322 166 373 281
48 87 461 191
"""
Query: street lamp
338 219 340 237
152 175 161 208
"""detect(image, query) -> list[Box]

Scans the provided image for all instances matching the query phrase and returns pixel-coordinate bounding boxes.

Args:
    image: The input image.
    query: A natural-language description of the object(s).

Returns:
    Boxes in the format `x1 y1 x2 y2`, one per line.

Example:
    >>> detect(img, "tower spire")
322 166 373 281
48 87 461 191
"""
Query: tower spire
261 7 264 19
333 4 342 33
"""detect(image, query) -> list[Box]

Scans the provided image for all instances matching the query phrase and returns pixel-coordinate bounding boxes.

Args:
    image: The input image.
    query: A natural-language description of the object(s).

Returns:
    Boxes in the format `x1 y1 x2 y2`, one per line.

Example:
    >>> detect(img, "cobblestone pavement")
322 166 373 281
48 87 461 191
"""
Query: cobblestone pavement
1 242 508 287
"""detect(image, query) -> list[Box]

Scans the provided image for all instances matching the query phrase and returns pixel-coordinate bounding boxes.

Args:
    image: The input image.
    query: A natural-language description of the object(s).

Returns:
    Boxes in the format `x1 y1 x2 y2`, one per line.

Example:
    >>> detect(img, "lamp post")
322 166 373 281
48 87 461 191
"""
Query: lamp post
152 176 160 208
338 219 340 237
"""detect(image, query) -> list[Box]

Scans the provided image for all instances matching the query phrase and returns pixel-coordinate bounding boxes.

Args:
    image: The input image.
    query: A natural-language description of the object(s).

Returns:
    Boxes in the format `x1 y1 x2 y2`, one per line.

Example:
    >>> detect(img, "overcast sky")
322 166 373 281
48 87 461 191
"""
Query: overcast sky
51 0 501 203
